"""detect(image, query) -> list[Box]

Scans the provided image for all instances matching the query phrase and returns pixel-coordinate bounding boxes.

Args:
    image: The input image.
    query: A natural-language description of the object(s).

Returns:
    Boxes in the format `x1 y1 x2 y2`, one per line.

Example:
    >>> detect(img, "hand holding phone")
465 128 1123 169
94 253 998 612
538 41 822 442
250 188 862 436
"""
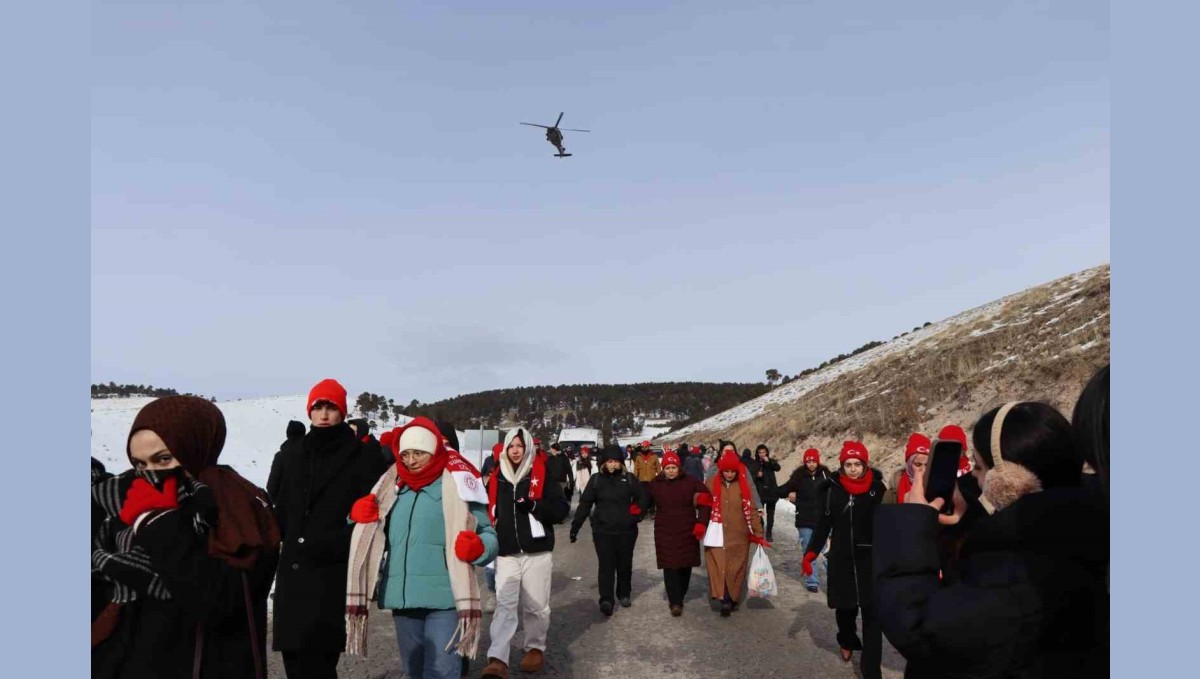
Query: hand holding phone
923 439 963 514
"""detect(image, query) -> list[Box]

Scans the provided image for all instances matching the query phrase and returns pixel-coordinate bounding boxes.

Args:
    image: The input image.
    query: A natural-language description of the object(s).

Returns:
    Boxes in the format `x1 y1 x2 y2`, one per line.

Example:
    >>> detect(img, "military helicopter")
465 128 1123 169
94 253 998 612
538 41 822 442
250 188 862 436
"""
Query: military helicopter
520 112 590 157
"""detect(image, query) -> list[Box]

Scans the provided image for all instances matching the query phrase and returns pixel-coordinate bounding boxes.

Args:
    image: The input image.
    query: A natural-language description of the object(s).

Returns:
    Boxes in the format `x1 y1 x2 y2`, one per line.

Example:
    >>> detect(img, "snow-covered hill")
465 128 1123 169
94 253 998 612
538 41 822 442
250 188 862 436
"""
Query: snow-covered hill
658 265 1110 475
90 395 415 489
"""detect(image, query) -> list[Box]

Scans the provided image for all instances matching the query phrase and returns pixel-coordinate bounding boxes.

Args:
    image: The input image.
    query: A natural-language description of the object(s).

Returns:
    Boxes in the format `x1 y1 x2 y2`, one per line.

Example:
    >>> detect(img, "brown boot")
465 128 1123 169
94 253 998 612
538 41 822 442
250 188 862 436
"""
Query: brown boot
481 657 509 679
519 648 544 673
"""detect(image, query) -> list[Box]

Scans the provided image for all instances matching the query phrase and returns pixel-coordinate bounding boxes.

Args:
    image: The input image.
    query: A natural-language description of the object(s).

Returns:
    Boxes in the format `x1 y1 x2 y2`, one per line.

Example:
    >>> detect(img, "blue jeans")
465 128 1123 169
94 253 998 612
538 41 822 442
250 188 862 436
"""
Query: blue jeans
486 565 496 592
393 609 461 679
798 527 821 589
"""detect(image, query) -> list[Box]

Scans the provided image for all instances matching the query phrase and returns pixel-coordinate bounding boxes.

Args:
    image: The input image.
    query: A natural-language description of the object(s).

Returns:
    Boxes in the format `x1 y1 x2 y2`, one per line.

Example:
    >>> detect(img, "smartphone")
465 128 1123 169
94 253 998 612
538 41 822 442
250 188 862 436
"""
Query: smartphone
923 439 963 513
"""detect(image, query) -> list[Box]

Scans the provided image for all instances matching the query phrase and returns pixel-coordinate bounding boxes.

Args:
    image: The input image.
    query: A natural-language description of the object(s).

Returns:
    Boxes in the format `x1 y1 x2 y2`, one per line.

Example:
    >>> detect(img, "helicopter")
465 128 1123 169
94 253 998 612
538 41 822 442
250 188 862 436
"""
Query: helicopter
520 112 590 157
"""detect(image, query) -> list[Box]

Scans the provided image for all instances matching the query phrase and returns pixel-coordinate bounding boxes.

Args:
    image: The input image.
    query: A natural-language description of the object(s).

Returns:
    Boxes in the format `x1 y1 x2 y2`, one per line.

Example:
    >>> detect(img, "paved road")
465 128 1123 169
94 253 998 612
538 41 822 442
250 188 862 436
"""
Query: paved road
267 501 906 678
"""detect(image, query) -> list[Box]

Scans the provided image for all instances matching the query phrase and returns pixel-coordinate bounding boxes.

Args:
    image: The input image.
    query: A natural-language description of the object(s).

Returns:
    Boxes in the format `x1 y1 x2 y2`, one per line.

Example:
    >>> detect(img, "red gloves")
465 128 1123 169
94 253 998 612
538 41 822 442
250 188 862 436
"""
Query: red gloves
629 503 642 516
692 523 707 541
802 552 817 577
455 531 485 563
749 534 772 548
119 477 179 526
349 495 380 523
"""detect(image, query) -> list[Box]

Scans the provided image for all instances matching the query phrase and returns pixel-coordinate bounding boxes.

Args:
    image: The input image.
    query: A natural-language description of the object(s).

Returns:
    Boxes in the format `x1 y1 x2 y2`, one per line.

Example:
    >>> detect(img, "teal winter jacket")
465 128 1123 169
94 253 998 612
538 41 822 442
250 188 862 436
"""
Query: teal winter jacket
379 477 498 610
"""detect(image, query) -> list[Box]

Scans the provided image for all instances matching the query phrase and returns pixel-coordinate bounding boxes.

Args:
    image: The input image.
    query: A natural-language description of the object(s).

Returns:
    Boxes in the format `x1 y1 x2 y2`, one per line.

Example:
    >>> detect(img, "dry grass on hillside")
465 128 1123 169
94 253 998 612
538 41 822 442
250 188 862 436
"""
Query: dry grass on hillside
666 267 1110 481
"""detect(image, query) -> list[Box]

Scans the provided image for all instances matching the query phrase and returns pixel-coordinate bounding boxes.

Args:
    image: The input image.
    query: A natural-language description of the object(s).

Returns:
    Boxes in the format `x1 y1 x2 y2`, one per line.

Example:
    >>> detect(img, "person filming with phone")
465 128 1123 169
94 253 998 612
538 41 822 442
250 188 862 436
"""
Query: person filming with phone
873 402 1109 678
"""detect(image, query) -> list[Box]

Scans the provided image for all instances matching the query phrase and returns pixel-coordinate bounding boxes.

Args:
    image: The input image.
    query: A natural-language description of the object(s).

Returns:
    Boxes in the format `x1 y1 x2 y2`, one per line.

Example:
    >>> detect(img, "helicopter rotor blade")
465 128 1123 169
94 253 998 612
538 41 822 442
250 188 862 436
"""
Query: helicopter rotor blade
520 123 552 128
555 112 564 127
560 128 590 132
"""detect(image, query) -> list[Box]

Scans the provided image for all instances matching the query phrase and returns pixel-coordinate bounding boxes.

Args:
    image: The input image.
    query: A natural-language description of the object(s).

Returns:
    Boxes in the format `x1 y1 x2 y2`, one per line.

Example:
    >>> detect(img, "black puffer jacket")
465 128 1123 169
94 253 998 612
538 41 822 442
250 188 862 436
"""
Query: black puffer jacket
570 466 649 536
776 465 833 528
805 469 886 610
492 469 570 556
873 487 1109 678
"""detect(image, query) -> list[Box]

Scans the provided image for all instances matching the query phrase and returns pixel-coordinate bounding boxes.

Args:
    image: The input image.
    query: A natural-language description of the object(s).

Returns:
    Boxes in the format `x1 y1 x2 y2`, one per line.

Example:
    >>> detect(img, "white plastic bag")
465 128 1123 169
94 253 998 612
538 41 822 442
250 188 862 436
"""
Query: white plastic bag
747 545 777 599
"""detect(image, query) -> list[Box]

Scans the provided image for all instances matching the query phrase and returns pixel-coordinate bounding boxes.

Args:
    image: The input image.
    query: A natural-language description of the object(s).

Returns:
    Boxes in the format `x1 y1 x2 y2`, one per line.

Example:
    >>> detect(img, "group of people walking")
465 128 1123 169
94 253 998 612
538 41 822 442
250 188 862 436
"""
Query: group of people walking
92 364 1110 679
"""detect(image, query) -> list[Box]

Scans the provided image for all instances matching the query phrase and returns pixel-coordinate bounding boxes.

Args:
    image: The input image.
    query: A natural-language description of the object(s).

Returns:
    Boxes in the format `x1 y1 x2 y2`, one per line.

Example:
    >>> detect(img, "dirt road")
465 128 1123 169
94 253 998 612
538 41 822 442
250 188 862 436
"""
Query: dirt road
266 502 905 678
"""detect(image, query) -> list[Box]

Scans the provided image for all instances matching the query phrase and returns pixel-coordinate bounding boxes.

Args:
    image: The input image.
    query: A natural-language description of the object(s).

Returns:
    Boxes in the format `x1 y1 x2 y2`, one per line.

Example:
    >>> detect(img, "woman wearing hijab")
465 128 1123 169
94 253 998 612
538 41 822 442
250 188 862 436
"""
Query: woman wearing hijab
344 417 498 679
92 396 281 679
645 451 712 616
883 433 931 505
801 441 885 677
703 444 767 617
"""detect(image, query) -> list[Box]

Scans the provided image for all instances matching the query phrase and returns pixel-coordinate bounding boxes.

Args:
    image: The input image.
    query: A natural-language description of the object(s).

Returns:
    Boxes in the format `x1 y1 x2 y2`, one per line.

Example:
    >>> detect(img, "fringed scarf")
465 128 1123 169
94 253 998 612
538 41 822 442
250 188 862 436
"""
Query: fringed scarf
345 450 487 658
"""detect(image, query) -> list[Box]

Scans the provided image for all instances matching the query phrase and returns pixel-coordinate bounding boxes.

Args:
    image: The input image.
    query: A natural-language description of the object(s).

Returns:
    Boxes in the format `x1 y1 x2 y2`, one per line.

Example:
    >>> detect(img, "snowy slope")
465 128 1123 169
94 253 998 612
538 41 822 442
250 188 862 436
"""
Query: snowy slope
90 395 413 489
661 266 1108 442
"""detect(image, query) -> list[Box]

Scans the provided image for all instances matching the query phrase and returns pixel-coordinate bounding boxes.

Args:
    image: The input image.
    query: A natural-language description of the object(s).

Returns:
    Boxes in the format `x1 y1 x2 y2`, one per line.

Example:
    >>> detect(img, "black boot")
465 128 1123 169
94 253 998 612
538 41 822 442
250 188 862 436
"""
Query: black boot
720 599 732 617
600 600 614 616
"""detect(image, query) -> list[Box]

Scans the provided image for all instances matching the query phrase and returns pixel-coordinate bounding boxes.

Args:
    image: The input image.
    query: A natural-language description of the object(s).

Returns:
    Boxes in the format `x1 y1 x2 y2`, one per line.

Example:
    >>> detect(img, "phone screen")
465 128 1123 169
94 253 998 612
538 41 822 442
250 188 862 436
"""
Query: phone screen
924 439 963 510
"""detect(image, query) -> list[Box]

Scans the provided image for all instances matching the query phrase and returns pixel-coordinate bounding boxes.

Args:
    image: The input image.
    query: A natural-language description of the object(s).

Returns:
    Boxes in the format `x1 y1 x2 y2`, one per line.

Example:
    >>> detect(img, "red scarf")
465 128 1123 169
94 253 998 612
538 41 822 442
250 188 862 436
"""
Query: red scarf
487 448 547 520
838 467 875 496
396 450 447 492
897 472 913 504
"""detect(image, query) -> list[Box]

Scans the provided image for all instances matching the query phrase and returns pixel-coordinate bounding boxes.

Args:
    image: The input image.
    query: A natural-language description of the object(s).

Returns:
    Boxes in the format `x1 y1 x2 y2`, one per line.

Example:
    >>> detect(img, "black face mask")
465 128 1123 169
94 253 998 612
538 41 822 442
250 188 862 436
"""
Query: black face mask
134 466 183 491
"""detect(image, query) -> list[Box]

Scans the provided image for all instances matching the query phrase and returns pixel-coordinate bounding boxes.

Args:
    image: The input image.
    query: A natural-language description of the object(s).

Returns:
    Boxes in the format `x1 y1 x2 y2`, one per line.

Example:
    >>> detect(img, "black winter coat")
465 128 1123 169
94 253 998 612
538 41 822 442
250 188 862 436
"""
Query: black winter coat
92 506 278 679
751 456 781 501
544 453 573 487
266 423 389 652
491 470 571 556
777 465 833 528
682 453 706 482
873 487 1109 678
570 469 650 536
806 469 886 610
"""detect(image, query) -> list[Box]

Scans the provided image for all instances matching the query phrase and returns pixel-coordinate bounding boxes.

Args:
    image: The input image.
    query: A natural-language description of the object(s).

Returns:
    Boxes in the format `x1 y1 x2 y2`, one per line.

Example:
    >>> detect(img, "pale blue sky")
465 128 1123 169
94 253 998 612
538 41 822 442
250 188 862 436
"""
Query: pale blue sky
91 1 1108 402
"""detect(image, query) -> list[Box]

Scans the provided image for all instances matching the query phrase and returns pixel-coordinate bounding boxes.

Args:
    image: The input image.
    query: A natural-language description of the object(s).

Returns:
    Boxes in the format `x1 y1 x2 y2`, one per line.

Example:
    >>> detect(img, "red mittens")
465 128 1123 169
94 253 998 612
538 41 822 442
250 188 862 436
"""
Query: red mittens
455 531 485 563
749 534 772 548
692 523 707 541
629 503 642 516
349 494 380 523
695 493 713 507
802 552 817 577
119 477 179 526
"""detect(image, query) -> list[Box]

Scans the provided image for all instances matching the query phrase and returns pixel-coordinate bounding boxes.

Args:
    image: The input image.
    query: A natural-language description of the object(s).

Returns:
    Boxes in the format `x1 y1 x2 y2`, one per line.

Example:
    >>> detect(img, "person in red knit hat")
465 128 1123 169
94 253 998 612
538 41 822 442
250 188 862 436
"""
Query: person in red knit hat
344 417 498 678
266 378 389 679
801 440 886 677
703 444 767 617
776 446 832 592
884 433 931 505
645 450 713 616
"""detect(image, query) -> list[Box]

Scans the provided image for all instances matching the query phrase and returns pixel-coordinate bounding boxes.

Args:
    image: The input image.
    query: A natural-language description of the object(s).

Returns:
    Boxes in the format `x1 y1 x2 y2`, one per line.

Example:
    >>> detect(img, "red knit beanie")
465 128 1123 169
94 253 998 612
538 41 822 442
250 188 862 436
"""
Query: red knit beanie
661 451 681 469
379 430 395 449
717 450 742 472
905 433 931 461
839 441 869 465
802 448 820 464
938 424 969 452
306 378 347 417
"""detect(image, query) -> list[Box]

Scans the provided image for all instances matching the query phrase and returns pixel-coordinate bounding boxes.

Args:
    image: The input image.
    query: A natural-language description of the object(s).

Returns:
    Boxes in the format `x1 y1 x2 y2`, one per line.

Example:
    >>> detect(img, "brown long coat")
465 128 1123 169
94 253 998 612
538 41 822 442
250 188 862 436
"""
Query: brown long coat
704 476 764 601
